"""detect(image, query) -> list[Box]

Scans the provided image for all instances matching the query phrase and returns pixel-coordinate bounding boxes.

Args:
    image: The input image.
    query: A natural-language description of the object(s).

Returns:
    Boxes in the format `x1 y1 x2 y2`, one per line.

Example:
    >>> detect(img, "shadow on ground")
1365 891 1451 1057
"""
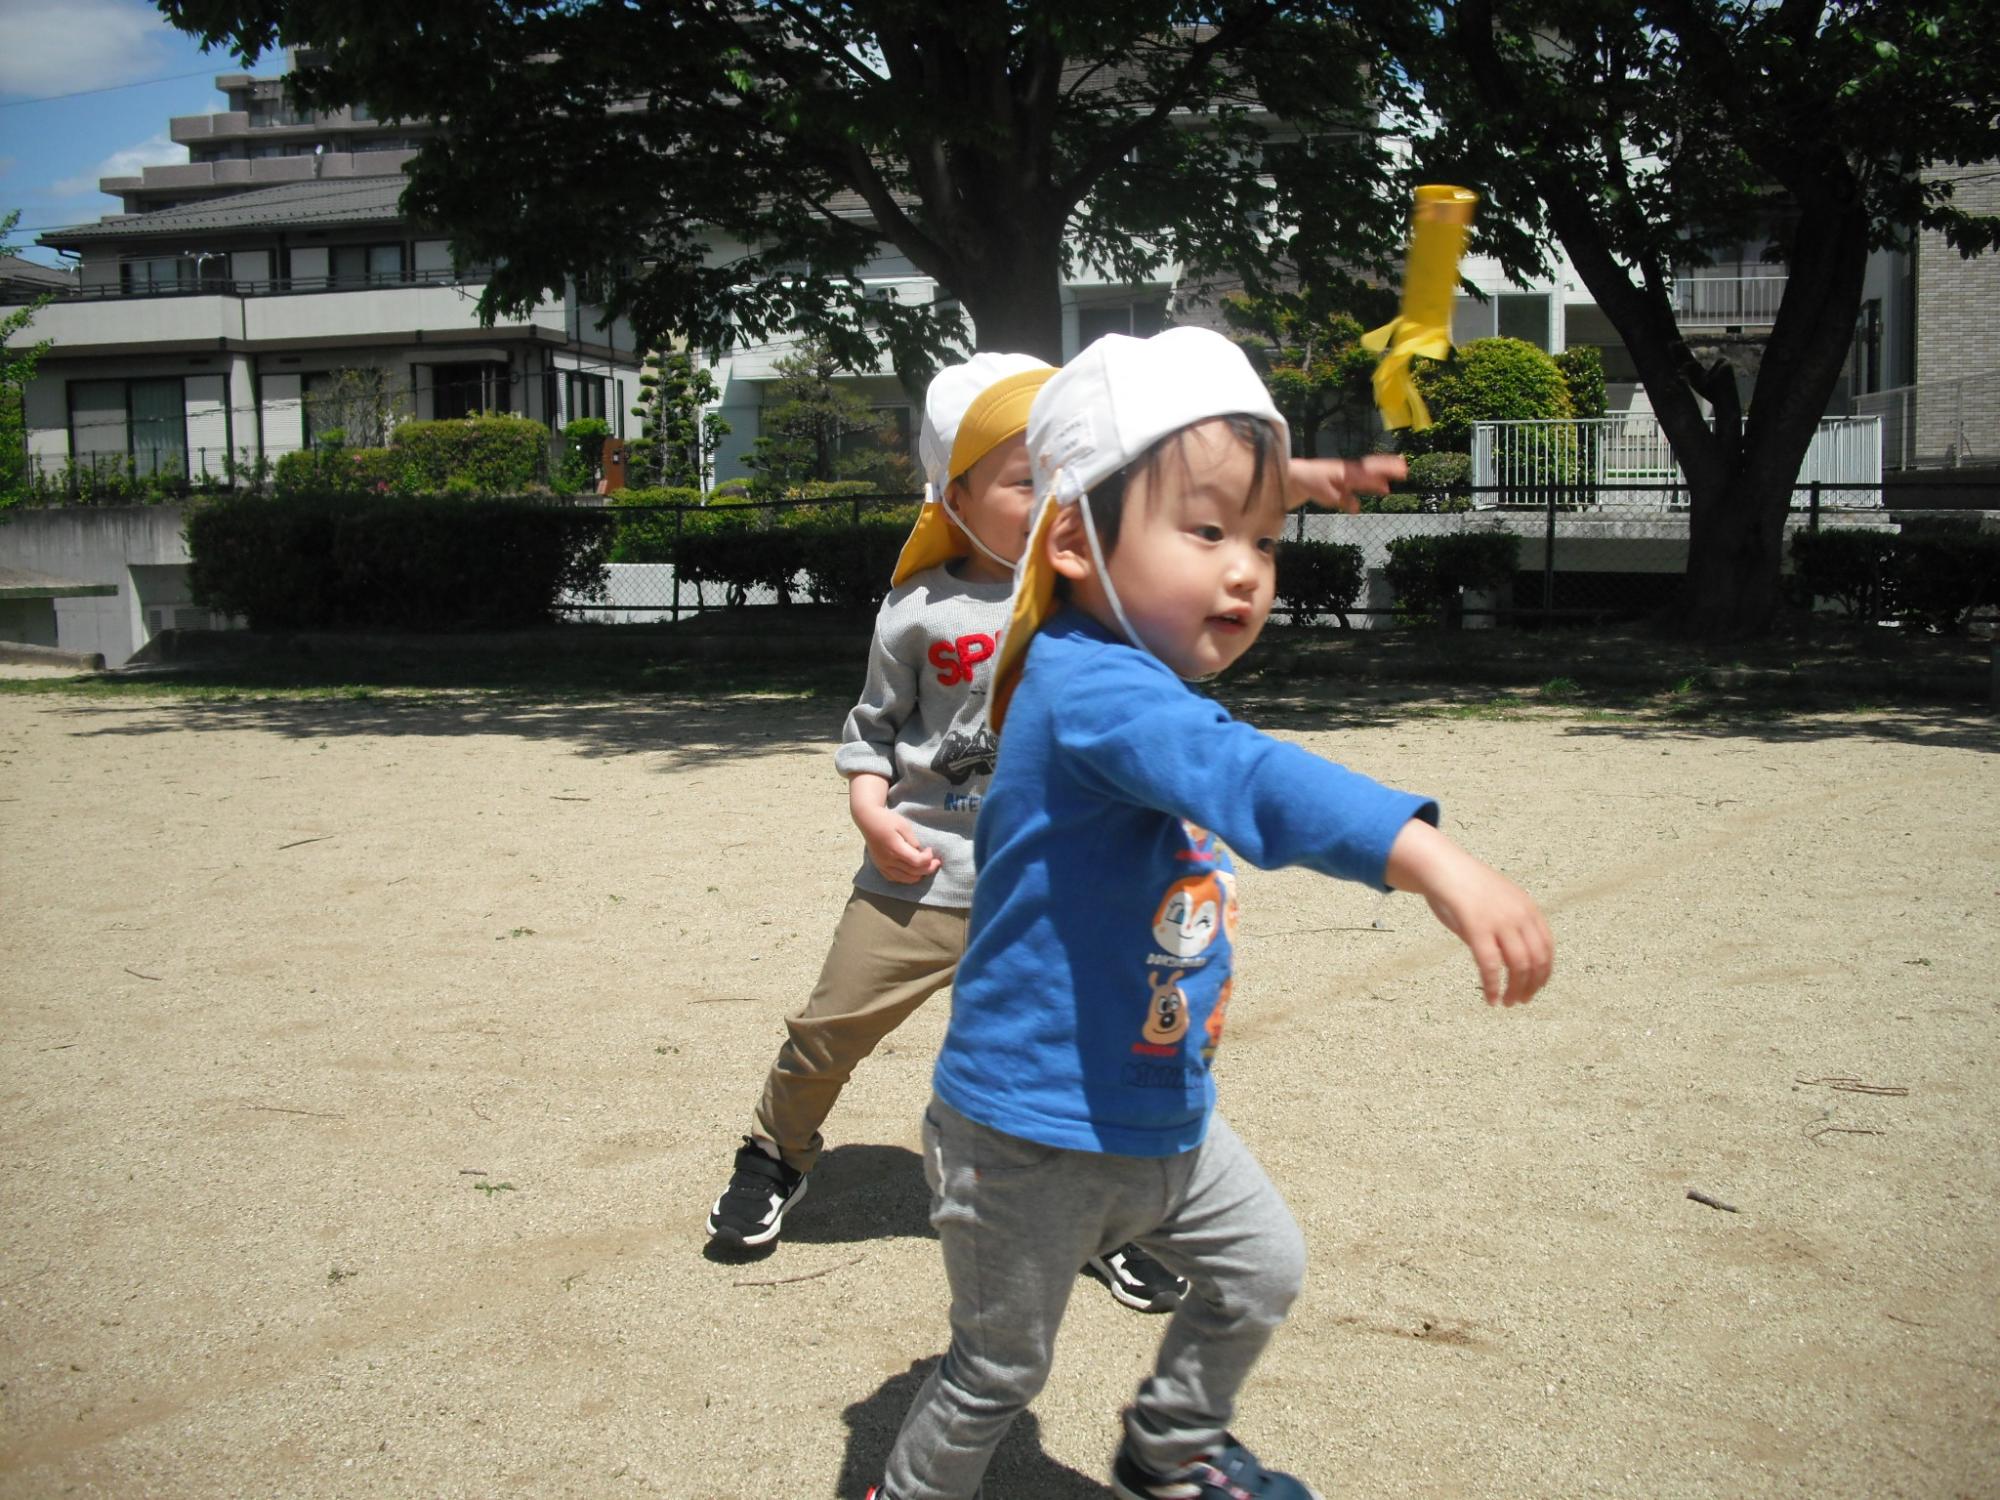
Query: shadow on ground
838 1357 1113 1500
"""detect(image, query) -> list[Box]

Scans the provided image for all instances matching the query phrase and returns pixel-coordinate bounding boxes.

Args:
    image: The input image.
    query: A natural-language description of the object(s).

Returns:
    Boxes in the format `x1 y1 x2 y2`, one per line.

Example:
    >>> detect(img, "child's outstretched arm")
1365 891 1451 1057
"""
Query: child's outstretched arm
848 771 943 883
1384 817 1552 1007
1288 455 1408 514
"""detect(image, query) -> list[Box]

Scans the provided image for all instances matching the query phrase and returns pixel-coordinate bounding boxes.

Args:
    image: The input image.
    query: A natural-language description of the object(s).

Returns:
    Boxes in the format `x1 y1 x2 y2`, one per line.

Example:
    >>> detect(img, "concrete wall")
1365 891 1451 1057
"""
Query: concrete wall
0 506 219 666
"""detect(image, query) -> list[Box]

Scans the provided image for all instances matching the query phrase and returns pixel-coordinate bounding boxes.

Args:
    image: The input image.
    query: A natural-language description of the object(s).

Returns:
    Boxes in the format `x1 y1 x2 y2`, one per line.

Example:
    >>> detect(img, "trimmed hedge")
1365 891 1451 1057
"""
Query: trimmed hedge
1380 451 1473 513
1408 337 1574 455
186 493 609 631
272 444 399 500
1383 531 1521 626
1792 525 2000 634
1274 540 1366 625
607 488 921 612
393 416 550 495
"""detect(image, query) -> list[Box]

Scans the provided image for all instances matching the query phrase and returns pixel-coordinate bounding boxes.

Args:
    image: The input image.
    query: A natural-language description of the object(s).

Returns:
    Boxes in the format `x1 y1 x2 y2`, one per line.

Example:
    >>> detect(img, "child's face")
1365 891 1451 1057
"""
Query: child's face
947 434 1036 581
1090 420 1283 679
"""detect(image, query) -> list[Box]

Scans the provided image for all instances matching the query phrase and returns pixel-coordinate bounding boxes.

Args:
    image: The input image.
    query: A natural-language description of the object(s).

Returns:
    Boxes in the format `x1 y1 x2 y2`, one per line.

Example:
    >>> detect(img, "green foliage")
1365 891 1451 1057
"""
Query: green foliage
391 416 549 495
555 417 611 495
1407 338 1574 455
1393 0 2000 634
303 366 408 447
605 488 918 613
1273 540 1366 626
1792 526 2000 635
631 352 729 489
1554 346 1607 421
746 341 917 496
186 492 610 630
1221 293 1381 459
1390 451 1474 512
1383 531 1521 627
162 4 1409 362
273 444 397 499
1 211 54 510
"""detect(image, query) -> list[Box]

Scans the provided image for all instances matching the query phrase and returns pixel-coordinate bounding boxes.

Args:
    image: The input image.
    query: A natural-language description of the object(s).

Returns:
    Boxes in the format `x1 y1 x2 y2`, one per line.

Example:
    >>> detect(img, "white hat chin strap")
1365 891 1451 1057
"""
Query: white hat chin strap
1074 485 1152 660
940 491 1018 571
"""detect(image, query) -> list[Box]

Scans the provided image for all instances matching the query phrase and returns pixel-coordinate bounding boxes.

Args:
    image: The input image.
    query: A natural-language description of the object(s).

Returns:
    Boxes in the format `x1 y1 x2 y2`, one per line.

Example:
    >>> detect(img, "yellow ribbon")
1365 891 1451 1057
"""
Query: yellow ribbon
1363 185 1479 431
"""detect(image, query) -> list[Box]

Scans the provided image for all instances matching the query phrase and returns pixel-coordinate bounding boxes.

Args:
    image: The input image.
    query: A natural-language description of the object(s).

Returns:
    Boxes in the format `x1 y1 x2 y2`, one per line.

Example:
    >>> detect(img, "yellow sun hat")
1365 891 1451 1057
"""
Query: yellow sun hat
890 355 1056 586
1361 184 1479 431
989 327 1289 731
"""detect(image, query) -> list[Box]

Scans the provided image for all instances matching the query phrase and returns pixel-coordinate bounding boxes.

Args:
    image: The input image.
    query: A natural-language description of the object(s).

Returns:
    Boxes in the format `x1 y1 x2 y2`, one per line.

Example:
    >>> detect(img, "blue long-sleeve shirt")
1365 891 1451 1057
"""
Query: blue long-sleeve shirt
933 611 1440 1156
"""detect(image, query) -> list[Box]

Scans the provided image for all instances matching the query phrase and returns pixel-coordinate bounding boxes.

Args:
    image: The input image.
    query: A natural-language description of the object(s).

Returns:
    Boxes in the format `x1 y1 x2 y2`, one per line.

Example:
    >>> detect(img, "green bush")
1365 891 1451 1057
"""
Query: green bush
273 445 398 499
186 492 610 630
1794 525 2000 634
1408 337 1574 455
603 488 919 611
391 416 549 495
1393 451 1474 512
1554 346 1608 421
1383 530 1521 626
1274 539 1366 625
556 418 611 495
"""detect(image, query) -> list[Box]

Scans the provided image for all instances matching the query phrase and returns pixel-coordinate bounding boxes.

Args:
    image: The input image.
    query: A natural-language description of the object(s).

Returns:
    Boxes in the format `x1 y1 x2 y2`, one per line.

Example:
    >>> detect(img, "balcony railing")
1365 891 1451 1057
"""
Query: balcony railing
1670 274 1788 328
33 269 483 304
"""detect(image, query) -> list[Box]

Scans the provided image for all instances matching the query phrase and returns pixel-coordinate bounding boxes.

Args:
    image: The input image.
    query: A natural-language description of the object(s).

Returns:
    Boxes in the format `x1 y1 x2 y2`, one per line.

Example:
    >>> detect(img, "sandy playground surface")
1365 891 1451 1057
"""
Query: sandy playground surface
0 682 1996 1499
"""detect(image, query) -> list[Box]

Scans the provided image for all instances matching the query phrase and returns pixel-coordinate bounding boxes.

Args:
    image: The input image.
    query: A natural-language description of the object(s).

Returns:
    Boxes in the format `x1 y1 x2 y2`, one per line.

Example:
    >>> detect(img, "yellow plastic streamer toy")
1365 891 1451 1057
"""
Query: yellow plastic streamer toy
1361 185 1479 431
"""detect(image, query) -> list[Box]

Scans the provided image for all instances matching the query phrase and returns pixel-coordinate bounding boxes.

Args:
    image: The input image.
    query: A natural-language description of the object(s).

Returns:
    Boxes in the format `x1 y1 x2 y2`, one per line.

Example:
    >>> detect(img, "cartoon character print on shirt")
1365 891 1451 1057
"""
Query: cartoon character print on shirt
926 630 1001 785
1202 978 1233 1061
1151 871 1225 959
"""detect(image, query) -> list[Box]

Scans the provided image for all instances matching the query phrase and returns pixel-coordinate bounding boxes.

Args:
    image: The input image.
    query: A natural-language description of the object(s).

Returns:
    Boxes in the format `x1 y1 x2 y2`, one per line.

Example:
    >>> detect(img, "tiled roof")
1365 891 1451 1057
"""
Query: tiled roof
39 176 413 246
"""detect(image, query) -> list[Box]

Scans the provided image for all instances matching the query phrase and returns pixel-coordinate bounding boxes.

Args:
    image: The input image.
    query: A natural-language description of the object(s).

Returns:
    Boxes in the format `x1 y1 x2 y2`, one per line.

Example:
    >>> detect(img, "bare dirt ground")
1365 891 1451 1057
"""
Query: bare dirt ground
1 683 1995 1499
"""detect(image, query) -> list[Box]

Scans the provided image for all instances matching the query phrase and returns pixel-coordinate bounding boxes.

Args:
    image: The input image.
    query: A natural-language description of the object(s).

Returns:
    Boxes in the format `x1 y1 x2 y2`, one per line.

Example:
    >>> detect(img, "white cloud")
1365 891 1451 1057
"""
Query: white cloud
50 132 186 196
0 0 186 98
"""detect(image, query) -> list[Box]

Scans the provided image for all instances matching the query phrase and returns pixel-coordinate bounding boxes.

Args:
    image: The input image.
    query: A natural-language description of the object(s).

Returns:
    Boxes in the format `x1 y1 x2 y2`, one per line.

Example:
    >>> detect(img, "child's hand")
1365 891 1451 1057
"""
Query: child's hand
848 775 942 883
1385 818 1553 1007
1289 455 1408 515
857 807 944 884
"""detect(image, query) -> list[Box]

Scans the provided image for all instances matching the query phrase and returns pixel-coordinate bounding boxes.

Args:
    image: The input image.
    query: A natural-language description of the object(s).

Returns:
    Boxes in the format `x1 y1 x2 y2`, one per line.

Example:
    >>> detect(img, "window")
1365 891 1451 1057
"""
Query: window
121 256 192 295
1077 297 1169 346
67 378 186 478
432 362 511 420
1496 293 1551 350
330 243 405 288
565 372 607 423
1852 299 1883 397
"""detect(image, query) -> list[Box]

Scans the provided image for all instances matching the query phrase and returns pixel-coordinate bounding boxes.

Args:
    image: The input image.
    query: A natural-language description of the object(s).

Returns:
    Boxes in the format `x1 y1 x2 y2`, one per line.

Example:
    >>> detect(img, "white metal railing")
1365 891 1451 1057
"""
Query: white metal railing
1471 414 1883 509
1851 369 2000 471
1671 275 1788 327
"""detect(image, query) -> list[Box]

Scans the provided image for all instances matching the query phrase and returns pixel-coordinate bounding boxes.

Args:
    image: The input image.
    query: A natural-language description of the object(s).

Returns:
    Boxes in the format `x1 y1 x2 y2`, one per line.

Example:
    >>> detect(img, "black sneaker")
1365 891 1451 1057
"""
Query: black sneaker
1111 1432 1323 1500
1083 1243 1189 1314
706 1137 807 1249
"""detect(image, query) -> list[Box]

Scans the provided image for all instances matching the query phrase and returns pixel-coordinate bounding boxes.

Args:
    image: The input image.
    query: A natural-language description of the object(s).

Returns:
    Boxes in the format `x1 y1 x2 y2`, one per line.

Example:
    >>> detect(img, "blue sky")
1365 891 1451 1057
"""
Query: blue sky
0 0 268 266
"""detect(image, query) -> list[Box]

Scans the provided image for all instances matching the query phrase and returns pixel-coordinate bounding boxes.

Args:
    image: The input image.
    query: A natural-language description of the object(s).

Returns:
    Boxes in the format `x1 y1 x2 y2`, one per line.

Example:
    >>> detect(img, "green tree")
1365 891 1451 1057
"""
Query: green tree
1 211 55 507
745 340 915 495
159 2 1410 367
1554 345 1607 422
1219 291 1382 458
1387 0 2000 635
1408 336 1574 455
632 352 730 491
302 366 408 449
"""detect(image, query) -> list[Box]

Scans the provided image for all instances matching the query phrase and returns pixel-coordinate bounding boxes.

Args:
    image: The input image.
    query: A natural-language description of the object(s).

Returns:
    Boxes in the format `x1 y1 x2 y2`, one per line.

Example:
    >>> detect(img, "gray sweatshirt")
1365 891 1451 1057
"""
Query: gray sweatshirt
835 563 1013 907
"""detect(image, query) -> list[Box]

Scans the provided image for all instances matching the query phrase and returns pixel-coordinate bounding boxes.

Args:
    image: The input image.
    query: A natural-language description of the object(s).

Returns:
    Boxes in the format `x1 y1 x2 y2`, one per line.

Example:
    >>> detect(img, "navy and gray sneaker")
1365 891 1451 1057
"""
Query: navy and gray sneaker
1084 1243 1190 1314
1111 1432 1323 1500
705 1137 807 1249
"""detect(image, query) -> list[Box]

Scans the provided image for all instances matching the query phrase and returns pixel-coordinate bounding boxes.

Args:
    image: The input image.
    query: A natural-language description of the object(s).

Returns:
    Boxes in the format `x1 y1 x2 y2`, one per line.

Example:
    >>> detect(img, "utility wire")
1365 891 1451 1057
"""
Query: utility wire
0 67 229 110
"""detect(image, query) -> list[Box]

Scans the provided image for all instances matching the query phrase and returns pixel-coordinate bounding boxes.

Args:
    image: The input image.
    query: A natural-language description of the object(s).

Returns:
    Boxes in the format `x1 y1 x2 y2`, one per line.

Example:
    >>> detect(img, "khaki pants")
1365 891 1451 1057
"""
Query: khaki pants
753 888 966 1174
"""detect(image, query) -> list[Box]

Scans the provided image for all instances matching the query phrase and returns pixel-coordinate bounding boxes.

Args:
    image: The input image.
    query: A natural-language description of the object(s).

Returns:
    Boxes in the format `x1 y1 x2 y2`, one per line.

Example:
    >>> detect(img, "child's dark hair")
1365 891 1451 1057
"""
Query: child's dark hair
1081 414 1287 553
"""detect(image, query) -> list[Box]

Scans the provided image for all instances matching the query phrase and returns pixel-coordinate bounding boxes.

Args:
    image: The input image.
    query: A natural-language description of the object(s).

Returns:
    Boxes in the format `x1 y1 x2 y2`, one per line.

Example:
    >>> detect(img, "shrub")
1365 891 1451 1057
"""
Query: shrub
1554 346 1608 420
391 416 549 495
1408 337 1574 455
186 492 610 630
1274 540 1366 626
1383 530 1521 626
273 445 398 499
1789 529 1900 622
1394 451 1474 512
556 417 611 495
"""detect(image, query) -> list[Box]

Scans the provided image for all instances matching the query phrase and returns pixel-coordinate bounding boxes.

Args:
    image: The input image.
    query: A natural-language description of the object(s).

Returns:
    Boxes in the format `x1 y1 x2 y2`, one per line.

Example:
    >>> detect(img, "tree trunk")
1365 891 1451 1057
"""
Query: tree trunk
950 244 1066 363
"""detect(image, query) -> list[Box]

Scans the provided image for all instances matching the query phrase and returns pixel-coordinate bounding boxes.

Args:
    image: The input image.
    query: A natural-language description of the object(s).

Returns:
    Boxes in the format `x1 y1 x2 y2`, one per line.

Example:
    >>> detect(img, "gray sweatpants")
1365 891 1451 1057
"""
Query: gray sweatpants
882 1095 1307 1500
